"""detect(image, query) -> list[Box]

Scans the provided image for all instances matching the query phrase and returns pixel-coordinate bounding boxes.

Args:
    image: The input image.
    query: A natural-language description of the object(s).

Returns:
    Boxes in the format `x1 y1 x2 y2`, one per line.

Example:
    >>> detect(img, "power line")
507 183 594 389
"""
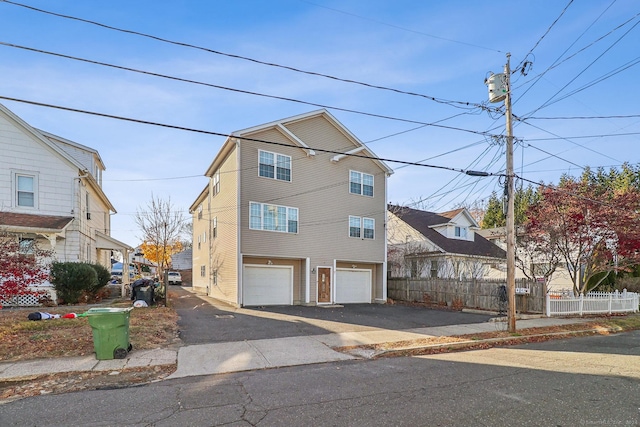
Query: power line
516 0 574 70
0 41 496 137
0 95 500 177
525 131 640 141
525 114 640 120
520 120 622 163
523 18 640 118
0 0 493 112
512 5 638 101
299 0 503 53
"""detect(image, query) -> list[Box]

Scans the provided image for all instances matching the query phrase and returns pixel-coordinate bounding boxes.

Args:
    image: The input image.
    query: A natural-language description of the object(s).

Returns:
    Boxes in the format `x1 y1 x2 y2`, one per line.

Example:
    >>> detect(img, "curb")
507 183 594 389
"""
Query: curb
341 327 623 359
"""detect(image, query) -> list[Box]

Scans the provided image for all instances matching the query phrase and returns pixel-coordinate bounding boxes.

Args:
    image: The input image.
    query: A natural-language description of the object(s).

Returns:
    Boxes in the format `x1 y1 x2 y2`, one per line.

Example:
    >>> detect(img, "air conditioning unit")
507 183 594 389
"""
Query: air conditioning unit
86 212 91 220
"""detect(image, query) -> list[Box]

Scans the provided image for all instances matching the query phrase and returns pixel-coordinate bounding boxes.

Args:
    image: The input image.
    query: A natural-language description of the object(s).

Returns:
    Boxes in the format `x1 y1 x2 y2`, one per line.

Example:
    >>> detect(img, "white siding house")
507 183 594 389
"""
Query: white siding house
0 102 133 298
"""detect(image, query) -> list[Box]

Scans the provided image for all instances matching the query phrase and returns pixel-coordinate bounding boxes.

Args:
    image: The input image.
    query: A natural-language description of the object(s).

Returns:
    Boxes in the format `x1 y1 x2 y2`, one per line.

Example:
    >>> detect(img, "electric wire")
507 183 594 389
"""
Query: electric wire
0 41 495 137
0 0 493 112
0 95 498 177
522 19 639 119
515 0 574 71
512 3 636 97
299 0 503 53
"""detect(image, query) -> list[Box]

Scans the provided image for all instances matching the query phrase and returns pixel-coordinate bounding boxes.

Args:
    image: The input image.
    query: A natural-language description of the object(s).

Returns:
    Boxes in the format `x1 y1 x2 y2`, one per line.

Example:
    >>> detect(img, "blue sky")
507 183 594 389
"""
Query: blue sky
1 0 638 246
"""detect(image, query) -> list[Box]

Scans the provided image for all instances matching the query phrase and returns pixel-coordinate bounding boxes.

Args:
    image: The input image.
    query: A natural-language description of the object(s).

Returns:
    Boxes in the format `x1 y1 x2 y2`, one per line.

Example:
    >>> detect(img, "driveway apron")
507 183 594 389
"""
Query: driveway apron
170 286 493 345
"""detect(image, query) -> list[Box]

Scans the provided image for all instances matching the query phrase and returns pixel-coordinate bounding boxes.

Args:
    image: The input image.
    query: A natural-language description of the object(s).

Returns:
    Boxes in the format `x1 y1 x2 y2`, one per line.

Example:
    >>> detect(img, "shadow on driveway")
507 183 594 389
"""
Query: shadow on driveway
170 286 493 345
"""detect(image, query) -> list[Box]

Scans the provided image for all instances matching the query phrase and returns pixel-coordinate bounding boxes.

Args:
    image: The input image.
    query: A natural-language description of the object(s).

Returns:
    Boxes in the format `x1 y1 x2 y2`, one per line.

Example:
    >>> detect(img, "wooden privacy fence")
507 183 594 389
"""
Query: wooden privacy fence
546 290 639 317
387 278 545 313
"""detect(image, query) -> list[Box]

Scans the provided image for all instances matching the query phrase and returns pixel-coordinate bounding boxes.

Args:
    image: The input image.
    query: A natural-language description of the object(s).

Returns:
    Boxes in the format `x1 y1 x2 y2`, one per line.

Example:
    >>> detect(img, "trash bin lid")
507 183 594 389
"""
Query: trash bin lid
86 307 133 315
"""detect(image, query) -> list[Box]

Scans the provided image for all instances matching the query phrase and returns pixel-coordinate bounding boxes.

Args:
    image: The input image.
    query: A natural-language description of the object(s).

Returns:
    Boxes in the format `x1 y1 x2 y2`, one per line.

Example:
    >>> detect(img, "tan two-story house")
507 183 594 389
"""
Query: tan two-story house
190 110 393 306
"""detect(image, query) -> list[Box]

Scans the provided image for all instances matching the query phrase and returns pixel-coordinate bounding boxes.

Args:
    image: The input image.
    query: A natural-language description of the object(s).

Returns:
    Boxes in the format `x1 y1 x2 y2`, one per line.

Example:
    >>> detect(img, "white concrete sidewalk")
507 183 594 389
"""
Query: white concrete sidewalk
168 317 592 379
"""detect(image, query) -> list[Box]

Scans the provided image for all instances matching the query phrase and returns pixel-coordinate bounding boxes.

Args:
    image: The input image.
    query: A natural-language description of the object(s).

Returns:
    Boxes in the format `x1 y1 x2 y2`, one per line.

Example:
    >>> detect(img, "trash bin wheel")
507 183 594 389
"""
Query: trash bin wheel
128 343 133 352
114 347 128 359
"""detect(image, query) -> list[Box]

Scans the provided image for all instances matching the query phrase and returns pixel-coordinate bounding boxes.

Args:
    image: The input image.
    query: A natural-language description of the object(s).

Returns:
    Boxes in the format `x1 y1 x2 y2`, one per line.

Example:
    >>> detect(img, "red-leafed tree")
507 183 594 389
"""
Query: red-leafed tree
0 230 53 304
525 176 640 295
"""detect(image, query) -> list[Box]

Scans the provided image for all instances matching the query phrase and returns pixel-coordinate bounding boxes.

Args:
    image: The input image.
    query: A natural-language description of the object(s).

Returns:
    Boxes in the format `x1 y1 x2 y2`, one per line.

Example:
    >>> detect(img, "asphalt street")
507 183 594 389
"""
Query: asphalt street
170 286 493 344
2 331 638 426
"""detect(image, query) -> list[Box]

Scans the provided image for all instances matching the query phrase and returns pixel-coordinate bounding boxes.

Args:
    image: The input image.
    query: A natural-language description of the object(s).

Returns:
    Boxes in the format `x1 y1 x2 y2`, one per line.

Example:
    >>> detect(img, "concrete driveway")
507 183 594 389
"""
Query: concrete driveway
170 286 494 345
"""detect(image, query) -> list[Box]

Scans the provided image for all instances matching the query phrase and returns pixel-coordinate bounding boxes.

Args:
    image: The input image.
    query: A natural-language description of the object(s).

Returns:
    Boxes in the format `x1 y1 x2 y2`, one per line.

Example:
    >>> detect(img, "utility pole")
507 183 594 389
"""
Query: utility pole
485 53 516 332
504 53 517 333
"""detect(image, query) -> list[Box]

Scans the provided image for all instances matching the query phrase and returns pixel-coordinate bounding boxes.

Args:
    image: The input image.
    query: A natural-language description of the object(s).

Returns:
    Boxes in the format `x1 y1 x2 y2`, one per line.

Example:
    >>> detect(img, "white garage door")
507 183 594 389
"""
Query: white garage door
243 265 293 306
335 269 372 303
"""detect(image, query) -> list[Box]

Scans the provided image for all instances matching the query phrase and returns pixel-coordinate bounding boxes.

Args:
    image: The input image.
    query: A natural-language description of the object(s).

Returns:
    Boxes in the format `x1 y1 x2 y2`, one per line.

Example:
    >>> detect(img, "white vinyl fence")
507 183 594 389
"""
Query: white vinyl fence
546 290 639 317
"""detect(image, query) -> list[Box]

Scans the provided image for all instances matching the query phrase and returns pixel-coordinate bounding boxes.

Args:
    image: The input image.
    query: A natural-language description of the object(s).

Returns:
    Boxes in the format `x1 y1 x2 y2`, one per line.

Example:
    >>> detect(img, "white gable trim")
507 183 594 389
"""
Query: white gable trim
449 209 480 228
0 103 87 173
331 146 366 162
275 123 315 156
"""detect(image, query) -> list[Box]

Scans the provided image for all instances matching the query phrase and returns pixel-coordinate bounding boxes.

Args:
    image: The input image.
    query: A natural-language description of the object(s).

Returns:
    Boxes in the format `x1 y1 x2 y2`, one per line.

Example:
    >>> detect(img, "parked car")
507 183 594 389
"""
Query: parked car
167 271 182 285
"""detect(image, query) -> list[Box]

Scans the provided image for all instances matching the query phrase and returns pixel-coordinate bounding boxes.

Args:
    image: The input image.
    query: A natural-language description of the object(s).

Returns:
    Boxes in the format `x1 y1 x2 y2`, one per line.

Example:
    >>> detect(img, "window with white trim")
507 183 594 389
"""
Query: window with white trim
249 202 298 233
200 265 206 277
349 216 361 238
349 171 373 197
16 174 35 207
259 150 291 182
213 217 218 238
213 269 218 285
212 170 220 196
349 216 375 239
455 226 467 239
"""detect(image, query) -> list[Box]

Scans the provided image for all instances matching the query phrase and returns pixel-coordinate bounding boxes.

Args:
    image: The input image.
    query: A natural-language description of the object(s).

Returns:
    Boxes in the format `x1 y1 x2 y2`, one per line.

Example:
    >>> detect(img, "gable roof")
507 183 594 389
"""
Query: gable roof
0 102 116 212
388 205 506 259
204 109 393 177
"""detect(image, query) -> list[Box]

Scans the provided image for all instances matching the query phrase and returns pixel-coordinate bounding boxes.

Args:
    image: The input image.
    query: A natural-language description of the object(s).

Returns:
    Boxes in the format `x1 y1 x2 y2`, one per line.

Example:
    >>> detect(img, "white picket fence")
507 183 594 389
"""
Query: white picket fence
546 290 639 317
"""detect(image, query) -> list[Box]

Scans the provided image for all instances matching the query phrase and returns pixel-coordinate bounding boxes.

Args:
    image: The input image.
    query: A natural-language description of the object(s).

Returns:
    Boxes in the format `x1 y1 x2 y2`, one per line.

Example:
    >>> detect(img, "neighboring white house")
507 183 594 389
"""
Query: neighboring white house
477 227 573 291
171 248 192 270
387 205 506 279
0 102 133 298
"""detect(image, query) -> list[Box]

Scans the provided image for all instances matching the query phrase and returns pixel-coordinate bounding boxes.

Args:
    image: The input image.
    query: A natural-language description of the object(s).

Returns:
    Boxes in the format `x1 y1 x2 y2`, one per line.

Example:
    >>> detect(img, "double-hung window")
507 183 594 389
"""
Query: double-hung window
349 216 375 239
349 171 373 196
455 226 467 239
16 174 35 207
349 216 361 238
249 202 298 233
259 150 291 182
212 170 220 196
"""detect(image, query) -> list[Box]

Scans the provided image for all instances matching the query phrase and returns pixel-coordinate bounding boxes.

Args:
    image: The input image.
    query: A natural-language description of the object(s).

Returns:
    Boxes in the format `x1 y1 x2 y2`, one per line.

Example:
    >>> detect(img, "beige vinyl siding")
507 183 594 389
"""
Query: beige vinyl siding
191 206 208 293
239 117 386 301
209 146 239 304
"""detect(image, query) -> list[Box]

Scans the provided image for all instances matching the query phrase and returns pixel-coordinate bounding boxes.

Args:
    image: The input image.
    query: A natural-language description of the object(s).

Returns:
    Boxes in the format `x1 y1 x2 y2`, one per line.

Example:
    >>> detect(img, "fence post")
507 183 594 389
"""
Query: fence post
545 293 550 317
608 293 612 315
579 294 584 316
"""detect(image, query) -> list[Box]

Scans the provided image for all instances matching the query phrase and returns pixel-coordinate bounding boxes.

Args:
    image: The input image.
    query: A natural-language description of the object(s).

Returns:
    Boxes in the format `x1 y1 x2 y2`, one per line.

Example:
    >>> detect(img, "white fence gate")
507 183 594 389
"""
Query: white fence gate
546 290 639 317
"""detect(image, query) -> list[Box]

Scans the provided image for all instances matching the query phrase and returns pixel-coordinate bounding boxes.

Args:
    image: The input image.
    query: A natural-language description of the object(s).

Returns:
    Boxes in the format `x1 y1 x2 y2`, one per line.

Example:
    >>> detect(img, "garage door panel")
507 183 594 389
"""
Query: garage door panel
335 269 371 303
243 265 292 306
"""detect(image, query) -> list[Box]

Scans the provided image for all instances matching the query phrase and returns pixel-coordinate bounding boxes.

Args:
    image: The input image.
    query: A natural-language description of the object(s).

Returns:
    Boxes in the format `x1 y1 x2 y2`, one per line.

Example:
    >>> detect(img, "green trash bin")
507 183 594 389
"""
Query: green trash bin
86 307 133 360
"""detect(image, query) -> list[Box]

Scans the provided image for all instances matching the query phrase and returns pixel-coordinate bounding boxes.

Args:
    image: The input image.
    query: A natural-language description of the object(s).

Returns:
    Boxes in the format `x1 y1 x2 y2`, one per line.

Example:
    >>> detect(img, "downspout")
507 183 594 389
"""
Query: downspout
72 171 90 262
236 138 243 307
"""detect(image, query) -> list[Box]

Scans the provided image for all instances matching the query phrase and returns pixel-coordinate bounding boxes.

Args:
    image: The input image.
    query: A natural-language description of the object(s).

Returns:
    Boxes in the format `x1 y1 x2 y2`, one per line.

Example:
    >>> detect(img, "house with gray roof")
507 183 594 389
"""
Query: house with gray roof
387 205 506 279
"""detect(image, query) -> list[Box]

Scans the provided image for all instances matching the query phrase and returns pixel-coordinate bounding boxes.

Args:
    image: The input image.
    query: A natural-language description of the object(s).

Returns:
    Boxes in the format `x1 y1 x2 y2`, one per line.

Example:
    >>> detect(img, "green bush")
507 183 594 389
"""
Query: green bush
50 262 98 304
86 262 111 293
